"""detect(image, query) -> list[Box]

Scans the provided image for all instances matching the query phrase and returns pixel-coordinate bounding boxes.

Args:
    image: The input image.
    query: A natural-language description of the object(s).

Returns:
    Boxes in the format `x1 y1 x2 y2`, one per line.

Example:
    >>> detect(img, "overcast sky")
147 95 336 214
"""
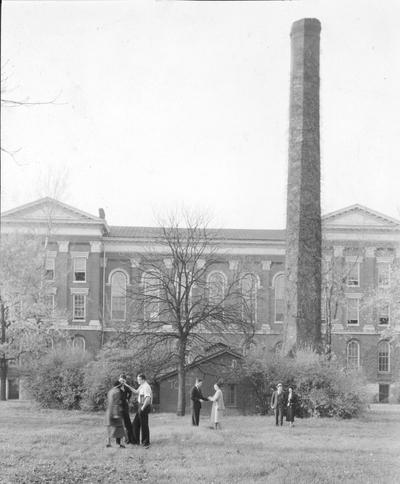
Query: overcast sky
2 0 400 229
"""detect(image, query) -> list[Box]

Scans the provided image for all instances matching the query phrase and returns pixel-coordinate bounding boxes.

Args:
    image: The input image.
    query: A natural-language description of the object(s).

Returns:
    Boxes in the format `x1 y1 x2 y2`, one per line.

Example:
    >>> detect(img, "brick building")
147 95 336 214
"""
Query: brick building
1 198 399 404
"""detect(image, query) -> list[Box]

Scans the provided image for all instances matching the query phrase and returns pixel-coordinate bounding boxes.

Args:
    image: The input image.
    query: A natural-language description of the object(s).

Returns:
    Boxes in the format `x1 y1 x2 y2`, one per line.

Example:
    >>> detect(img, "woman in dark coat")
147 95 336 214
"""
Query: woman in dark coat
286 387 297 427
105 381 126 448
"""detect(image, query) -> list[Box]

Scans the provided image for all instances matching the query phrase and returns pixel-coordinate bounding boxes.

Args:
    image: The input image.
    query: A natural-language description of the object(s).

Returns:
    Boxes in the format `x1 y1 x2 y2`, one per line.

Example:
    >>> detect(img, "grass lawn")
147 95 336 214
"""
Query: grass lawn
1 402 399 483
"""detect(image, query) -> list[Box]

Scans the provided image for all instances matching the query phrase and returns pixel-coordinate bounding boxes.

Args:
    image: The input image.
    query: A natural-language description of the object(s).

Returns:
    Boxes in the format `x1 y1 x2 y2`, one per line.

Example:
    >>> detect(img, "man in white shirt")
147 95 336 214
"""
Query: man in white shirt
133 373 152 447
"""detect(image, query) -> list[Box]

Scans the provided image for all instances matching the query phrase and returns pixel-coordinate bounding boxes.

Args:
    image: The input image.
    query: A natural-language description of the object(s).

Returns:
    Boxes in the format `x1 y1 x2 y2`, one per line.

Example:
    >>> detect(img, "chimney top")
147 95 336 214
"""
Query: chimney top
99 208 106 220
291 18 321 36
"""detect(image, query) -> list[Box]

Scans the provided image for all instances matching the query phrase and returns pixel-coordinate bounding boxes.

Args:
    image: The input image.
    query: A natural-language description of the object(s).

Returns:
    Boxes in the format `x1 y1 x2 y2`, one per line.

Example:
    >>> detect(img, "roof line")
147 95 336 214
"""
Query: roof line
1 197 109 231
322 204 400 225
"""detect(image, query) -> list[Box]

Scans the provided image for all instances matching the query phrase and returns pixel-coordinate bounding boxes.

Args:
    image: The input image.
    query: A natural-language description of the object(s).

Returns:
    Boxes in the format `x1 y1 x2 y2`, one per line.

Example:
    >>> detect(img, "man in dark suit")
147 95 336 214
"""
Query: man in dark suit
271 383 285 426
118 374 137 444
190 378 209 426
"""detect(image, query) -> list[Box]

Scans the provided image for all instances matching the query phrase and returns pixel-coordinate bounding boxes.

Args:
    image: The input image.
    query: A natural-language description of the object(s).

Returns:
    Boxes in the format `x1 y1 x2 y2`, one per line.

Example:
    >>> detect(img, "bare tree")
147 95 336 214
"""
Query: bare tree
116 212 255 416
362 259 400 348
321 252 361 359
0 233 64 400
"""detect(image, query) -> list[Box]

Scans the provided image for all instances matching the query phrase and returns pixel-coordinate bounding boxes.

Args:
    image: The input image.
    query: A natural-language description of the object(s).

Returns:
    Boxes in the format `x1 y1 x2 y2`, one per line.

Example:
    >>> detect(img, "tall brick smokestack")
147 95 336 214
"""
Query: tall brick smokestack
283 18 322 353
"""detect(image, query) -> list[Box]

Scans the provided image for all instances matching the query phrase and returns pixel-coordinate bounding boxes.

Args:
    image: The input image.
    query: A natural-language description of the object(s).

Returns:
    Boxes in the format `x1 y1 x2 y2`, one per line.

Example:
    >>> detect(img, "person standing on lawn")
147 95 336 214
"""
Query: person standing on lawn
118 374 137 444
208 381 225 430
286 386 298 427
105 381 126 448
271 383 285 426
131 374 153 448
190 378 209 426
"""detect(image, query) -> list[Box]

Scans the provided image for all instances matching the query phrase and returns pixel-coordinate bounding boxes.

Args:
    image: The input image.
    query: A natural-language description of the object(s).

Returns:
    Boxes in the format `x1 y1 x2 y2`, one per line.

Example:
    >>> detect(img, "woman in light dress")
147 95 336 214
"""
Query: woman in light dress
208 382 225 430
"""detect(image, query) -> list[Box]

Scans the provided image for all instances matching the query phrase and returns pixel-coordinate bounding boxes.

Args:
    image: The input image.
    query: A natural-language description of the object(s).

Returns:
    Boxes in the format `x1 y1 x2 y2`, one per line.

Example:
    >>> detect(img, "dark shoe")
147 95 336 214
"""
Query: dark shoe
106 444 112 448
119 444 126 448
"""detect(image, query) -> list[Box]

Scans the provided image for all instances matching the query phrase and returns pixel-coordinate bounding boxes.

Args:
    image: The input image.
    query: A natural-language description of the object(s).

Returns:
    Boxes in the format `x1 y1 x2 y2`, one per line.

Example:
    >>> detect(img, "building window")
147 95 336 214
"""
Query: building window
208 271 226 306
378 304 390 326
143 272 160 322
346 340 360 369
72 335 86 351
274 274 284 322
241 273 257 323
226 383 237 407
378 341 390 372
73 257 86 282
346 262 360 287
346 298 359 325
45 294 55 313
111 271 127 320
45 257 55 281
377 262 390 287
378 383 390 403
72 294 86 321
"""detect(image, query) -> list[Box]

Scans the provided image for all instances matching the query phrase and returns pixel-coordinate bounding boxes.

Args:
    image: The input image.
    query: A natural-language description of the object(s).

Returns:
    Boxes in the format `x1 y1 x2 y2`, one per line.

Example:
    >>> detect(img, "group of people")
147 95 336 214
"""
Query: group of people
105 376 297 449
105 373 152 448
190 378 225 429
270 383 297 427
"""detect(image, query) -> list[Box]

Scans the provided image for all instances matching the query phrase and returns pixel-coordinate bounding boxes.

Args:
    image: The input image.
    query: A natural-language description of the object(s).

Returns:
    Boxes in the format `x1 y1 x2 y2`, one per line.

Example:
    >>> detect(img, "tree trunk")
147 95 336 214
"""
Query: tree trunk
176 342 186 416
1 302 7 400
0 358 7 401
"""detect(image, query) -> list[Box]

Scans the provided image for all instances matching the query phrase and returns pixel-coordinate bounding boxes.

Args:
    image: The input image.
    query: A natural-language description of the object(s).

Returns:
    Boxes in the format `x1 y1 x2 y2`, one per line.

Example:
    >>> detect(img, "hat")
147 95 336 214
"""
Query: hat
277 383 283 387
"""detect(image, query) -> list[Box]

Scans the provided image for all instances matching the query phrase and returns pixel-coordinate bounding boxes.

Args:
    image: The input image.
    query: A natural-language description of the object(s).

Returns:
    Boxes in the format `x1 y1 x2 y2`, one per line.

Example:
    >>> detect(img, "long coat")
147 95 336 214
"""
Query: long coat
209 389 225 424
105 387 125 438
286 392 298 422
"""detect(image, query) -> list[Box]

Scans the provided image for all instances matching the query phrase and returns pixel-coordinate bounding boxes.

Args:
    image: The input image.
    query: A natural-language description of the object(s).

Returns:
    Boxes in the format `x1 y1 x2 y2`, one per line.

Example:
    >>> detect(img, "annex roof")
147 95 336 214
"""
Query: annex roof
157 347 243 381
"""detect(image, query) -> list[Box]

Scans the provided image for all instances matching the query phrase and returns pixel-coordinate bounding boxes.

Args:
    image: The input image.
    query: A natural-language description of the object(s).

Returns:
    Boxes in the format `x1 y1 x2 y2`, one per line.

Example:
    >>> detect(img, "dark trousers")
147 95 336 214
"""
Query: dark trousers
133 408 150 445
275 406 284 426
122 406 136 444
192 403 201 426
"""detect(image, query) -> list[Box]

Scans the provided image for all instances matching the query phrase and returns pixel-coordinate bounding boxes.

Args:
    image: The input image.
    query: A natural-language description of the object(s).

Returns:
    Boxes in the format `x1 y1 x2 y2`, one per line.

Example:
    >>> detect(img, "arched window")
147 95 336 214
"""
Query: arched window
346 340 360 369
111 271 127 320
378 341 390 372
143 272 160 322
72 335 86 351
241 273 258 322
208 271 226 306
274 274 285 322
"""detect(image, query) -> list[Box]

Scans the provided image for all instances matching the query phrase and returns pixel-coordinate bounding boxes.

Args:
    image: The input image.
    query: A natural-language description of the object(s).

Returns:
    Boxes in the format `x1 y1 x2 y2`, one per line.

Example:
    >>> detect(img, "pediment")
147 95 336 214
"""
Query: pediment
1 197 105 225
323 205 400 229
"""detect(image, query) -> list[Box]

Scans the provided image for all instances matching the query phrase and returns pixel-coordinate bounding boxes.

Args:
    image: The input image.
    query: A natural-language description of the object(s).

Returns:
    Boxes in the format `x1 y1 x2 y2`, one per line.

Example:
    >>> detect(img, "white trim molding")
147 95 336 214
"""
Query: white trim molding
107 268 130 285
377 256 394 264
261 260 272 271
345 255 364 263
70 287 89 295
229 260 239 271
90 241 102 253
333 246 344 257
130 257 141 268
163 258 173 269
57 241 69 253
70 251 89 259
365 247 376 258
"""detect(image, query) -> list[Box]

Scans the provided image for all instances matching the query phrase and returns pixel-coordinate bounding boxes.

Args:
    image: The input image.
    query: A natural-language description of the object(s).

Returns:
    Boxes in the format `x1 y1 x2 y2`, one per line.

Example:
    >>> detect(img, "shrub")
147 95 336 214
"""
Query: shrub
82 349 140 411
241 348 367 418
82 341 171 411
25 347 92 409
